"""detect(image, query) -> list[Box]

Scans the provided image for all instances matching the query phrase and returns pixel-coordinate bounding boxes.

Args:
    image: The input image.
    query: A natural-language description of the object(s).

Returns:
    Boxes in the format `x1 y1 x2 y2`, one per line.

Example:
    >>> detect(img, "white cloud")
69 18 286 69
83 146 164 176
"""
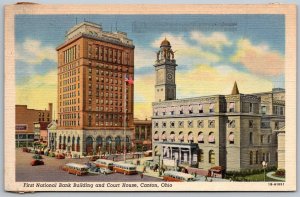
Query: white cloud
231 39 284 76
16 38 57 65
190 31 232 51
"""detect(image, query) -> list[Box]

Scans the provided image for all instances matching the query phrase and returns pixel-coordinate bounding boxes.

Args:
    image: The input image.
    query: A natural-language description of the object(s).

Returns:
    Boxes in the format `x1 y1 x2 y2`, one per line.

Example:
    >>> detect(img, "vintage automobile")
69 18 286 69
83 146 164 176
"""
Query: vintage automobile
89 156 100 161
62 163 89 176
99 167 113 175
113 162 137 175
31 159 44 166
163 171 195 182
88 166 100 174
56 154 65 159
32 154 43 159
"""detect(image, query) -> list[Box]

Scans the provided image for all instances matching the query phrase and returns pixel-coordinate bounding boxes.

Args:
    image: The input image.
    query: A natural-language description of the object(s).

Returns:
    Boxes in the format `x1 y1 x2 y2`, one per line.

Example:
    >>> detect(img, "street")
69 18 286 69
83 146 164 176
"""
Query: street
15 148 162 182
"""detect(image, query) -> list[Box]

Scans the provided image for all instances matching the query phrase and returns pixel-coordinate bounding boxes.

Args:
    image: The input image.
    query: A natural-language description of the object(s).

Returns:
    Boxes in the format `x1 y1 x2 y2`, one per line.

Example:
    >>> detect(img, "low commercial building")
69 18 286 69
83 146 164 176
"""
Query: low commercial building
133 118 152 151
15 103 53 147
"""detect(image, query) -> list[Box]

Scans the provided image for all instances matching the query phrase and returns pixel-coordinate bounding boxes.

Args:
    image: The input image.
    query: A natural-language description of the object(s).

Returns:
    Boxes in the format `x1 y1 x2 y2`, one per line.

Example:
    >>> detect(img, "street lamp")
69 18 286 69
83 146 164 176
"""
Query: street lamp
262 161 268 182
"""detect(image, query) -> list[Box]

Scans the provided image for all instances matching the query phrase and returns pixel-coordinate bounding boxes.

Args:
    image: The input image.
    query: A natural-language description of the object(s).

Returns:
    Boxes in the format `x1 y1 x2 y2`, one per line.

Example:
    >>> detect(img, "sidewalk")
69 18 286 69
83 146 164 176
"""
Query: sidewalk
266 171 285 181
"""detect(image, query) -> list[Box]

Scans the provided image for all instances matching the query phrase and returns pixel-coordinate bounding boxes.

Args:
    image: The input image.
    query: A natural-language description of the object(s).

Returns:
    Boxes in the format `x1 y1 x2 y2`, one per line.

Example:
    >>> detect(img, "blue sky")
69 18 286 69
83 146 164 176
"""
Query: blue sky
15 14 285 118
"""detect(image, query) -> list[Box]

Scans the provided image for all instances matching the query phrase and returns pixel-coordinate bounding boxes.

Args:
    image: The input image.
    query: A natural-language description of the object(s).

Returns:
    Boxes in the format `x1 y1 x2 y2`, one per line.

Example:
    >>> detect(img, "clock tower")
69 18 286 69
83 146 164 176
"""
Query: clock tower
154 38 177 102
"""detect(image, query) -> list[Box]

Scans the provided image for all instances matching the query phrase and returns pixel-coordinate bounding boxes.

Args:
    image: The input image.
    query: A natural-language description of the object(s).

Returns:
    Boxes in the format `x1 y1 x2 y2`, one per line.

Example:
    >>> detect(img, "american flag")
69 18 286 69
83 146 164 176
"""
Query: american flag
125 74 134 85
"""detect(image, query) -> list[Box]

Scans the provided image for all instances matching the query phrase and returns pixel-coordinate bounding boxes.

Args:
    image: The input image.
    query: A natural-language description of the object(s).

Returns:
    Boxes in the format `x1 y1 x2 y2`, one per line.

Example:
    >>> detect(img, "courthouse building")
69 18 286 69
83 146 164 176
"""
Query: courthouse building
151 39 285 172
15 103 53 147
55 21 135 155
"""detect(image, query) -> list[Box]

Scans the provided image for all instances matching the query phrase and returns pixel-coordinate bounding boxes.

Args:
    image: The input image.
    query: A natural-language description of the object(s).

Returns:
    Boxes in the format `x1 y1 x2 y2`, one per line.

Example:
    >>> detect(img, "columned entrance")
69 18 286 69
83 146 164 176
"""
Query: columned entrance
157 142 199 168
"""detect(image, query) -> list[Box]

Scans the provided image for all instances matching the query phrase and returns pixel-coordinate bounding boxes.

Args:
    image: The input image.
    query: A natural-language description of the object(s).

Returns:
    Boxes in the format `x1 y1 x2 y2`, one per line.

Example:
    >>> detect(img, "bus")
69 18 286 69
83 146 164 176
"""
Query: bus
112 162 137 175
62 163 89 176
163 171 195 182
94 159 114 170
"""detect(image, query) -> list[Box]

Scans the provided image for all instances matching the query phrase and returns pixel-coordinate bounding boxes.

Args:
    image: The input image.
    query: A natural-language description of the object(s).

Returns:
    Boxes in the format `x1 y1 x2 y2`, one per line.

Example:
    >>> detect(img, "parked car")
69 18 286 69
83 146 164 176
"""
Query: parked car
88 166 101 174
89 156 100 161
22 147 28 152
32 154 43 159
31 159 44 166
99 167 113 175
56 154 65 159
44 151 49 156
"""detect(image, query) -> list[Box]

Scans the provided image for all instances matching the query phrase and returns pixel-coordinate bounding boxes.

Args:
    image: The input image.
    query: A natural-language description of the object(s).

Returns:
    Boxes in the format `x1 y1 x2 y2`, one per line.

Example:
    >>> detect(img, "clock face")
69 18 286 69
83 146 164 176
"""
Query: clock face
167 73 174 82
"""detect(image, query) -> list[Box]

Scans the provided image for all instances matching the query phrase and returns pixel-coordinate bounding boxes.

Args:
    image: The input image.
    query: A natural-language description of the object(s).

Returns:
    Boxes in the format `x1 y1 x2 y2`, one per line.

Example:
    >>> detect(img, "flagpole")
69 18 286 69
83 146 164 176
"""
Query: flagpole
123 74 126 162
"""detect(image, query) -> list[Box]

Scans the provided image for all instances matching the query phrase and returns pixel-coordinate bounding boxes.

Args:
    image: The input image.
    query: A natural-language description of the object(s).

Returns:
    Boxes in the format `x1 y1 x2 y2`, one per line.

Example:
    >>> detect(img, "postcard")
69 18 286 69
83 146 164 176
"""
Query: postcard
4 3 296 192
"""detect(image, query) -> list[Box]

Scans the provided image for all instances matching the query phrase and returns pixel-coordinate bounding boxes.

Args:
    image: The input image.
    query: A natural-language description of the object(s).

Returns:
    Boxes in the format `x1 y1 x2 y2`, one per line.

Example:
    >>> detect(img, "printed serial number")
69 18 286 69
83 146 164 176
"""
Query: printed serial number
268 183 285 186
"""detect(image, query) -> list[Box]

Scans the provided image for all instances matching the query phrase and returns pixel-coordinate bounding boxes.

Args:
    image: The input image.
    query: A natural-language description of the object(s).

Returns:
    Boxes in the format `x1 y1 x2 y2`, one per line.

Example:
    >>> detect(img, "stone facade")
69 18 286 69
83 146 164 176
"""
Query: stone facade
151 39 285 172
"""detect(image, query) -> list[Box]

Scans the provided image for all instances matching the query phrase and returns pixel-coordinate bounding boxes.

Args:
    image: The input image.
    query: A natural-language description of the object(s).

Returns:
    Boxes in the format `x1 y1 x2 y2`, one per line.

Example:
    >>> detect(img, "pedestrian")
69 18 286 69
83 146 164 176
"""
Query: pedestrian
140 173 143 179
205 176 208 182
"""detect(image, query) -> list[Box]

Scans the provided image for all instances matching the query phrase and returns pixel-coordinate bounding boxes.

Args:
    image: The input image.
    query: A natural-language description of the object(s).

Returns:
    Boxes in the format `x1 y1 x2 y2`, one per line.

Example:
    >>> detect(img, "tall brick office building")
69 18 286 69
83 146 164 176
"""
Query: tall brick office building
55 21 134 155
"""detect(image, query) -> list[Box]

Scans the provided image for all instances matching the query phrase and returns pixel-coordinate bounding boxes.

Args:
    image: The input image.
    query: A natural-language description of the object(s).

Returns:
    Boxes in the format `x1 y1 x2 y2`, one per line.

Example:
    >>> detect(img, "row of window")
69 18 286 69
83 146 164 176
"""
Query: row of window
87 44 130 65
153 131 236 144
154 119 255 129
59 60 79 73
64 45 78 64
249 133 273 145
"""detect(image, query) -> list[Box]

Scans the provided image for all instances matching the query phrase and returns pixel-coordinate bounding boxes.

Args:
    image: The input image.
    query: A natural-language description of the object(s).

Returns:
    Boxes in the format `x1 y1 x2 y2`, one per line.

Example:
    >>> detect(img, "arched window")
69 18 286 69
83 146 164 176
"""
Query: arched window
255 150 259 164
188 132 194 143
250 151 253 165
154 146 158 156
199 149 204 162
178 131 184 143
249 132 253 144
96 136 103 153
228 132 234 144
86 136 94 154
161 131 167 142
208 132 215 144
106 136 112 153
72 136 75 151
169 131 175 142
59 135 62 149
76 136 80 152
209 150 215 164
153 131 159 141
198 132 204 143
115 136 121 152
63 136 66 150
